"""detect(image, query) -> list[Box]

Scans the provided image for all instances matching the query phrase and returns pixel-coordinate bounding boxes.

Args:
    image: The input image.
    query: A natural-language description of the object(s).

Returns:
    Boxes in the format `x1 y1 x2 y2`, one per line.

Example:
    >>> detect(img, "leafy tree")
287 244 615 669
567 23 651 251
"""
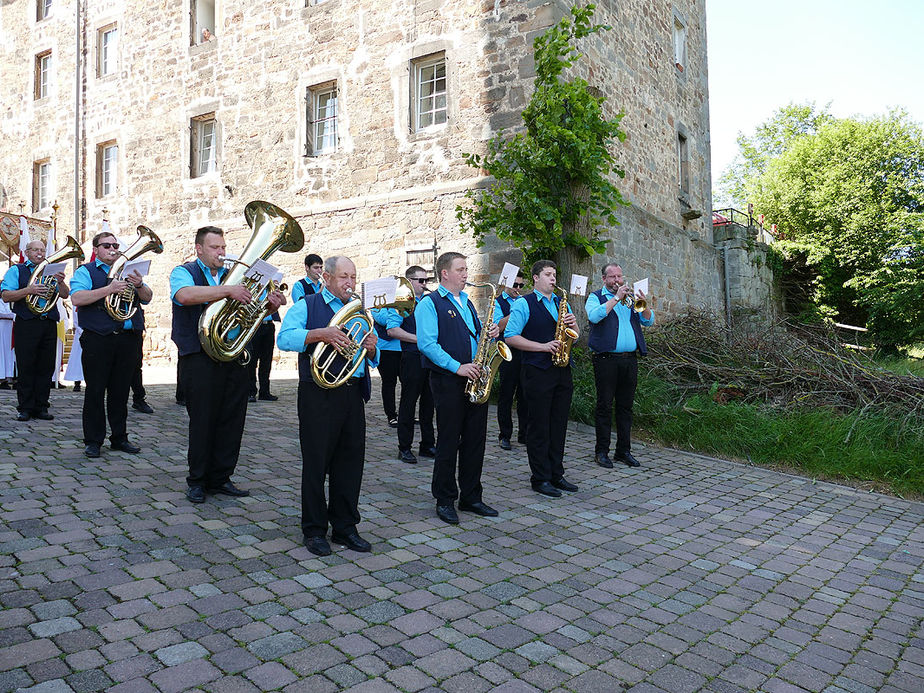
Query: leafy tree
456 3 628 263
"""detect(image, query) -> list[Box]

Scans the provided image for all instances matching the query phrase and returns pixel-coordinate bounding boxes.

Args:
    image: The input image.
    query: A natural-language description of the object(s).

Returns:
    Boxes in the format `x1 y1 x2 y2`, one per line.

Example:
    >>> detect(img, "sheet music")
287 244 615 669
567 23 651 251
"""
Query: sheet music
633 277 649 296
243 259 280 292
569 274 588 297
41 262 66 278
498 262 520 289
362 277 398 310
122 259 151 278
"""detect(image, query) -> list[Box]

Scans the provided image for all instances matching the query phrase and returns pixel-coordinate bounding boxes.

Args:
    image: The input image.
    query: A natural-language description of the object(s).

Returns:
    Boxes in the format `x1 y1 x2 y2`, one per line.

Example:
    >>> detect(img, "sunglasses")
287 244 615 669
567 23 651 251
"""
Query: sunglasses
411 278 428 284
97 242 120 250
512 282 525 288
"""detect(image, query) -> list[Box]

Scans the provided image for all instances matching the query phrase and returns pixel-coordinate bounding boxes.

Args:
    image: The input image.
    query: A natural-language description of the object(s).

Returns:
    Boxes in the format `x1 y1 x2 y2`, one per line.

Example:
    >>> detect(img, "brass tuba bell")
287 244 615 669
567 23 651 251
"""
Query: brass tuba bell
104 225 164 321
25 235 85 315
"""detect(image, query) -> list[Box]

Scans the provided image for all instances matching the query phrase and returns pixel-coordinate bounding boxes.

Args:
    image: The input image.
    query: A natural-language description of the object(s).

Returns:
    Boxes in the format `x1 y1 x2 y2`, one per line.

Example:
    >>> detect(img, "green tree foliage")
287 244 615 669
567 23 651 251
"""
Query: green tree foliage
720 106 924 350
456 3 628 261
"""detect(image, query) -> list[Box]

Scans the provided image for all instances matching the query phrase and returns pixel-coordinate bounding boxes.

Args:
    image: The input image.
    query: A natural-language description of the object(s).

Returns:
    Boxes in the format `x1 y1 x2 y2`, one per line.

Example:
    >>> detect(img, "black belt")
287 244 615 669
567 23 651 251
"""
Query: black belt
594 351 636 359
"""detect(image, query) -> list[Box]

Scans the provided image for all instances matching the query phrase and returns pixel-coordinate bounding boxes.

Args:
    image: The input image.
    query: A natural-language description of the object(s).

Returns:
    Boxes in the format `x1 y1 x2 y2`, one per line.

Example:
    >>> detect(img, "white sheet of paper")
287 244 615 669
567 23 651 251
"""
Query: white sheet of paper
122 259 151 278
41 262 66 278
634 277 649 296
498 262 520 290
569 274 588 297
363 277 398 309
243 259 280 291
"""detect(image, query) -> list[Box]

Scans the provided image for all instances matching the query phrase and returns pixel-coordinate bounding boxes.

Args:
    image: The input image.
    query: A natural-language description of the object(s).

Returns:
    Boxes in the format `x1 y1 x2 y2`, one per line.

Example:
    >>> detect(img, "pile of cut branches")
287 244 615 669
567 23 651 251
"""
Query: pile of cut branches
644 309 924 417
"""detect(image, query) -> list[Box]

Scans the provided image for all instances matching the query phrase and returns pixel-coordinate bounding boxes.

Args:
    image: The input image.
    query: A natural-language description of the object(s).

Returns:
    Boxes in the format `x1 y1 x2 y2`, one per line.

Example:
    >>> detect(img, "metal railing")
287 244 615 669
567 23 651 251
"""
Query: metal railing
712 207 777 243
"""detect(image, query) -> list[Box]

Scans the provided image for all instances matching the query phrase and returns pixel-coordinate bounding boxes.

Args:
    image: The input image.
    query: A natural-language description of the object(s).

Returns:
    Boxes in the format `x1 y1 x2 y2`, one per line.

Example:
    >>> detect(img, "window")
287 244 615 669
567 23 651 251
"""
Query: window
98 25 118 77
96 142 118 197
411 54 447 131
191 0 216 45
306 84 338 155
677 133 690 195
191 114 217 177
33 160 51 212
37 0 52 21
673 17 687 70
35 51 51 100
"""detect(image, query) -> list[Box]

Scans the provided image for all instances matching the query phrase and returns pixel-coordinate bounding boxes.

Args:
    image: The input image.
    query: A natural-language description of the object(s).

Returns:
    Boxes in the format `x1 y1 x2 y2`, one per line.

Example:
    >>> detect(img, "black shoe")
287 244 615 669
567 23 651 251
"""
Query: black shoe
498 438 512 451
387 416 398 428
458 500 499 517
531 481 562 498
16 412 31 422
208 481 250 497
34 411 54 420
111 440 141 454
517 436 528 446
436 503 459 525
186 485 206 504
73 383 81 392
617 451 641 468
176 399 185 406
418 445 436 458
84 443 101 458
248 394 257 403
330 531 372 552
304 536 331 556
399 449 418 464
132 401 154 414
552 478 578 492
595 452 614 469
258 393 278 401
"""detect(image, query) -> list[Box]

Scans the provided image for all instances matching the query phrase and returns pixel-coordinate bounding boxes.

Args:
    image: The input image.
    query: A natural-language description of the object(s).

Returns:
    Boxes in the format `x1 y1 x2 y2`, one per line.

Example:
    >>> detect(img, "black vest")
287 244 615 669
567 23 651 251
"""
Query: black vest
10 263 60 321
298 278 318 300
587 289 648 356
400 298 421 353
419 291 481 374
519 292 561 370
76 262 144 335
171 261 210 356
297 292 371 401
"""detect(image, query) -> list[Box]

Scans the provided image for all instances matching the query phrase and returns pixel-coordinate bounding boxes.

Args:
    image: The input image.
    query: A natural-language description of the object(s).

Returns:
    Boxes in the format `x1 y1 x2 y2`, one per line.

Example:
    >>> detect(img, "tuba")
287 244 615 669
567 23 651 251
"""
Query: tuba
463 281 512 404
25 235 85 315
551 286 579 367
104 226 164 321
311 277 415 389
198 201 305 364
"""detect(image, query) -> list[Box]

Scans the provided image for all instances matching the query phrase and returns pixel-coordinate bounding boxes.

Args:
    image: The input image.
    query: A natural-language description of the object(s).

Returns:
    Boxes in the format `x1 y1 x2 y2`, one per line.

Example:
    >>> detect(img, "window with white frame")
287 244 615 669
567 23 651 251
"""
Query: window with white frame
37 0 52 21
673 17 687 70
35 51 51 100
411 54 447 131
96 142 118 197
33 160 51 212
306 84 338 156
677 132 690 195
191 114 217 177
98 24 118 77
191 0 216 45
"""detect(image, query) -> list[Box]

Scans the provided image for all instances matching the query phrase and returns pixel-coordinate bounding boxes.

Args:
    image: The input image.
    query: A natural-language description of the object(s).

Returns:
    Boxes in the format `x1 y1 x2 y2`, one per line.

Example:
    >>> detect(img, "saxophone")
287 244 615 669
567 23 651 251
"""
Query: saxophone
551 286 578 367
463 281 512 404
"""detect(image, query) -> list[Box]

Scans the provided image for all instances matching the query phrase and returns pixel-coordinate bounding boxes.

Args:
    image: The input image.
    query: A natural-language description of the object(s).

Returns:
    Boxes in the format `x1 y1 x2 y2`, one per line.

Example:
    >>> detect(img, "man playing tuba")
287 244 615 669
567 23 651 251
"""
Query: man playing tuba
503 260 580 498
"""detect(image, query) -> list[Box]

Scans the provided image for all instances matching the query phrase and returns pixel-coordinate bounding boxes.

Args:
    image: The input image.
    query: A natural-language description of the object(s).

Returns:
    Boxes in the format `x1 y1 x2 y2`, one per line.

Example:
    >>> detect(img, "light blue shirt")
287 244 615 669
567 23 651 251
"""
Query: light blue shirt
585 287 655 353
416 285 477 374
1 261 34 293
72 259 150 330
372 308 400 352
169 258 226 305
504 290 567 338
291 277 322 303
277 287 379 377
493 291 523 320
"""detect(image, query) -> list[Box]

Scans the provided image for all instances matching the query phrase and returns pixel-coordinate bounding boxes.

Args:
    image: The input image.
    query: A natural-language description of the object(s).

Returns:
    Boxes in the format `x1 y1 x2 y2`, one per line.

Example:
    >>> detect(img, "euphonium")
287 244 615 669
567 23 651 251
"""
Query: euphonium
198 201 305 364
104 226 164 321
311 277 415 389
463 281 512 404
25 235 85 315
551 286 579 367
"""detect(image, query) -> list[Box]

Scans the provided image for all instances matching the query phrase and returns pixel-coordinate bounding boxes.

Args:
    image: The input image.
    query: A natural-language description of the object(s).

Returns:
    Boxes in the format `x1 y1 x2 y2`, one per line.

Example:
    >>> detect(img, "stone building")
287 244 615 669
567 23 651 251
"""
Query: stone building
0 0 767 361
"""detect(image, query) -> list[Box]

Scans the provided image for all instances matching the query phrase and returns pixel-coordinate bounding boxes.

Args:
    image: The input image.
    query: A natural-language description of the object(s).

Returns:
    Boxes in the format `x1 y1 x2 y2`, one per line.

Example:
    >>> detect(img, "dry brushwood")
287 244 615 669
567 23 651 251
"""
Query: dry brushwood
644 309 924 417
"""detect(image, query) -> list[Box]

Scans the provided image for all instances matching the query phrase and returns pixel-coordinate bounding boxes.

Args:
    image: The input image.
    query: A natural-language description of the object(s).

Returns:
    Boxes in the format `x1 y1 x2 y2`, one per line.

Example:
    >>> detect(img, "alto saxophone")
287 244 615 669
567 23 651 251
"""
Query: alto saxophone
551 286 578 367
463 281 512 404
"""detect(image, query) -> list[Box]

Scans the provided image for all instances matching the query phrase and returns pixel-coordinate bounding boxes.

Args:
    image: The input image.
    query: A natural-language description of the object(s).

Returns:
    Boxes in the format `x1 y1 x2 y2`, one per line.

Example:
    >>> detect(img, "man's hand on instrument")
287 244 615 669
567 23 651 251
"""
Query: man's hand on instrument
545 340 562 354
457 363 481 380
320 326 352 350
25 283 49 296
616 284 631 301
266 290 286 312
225 285 252 304
107 279 129 296
361 331 378 351
486 323 500 339
52 271 66 285
563 313 577 327
125 270 143 287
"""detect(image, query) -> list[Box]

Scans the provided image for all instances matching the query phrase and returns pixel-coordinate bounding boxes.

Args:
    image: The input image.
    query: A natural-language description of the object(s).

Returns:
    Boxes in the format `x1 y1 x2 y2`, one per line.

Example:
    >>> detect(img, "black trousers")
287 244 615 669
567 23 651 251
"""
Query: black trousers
175 360 185 403
80 330 136 445
377 350 401 419
497 348 528 442
298 378 365 538
246 322 276 397
397 352 434 452
593 352 638 455
521 364 572 484
429 370 488 505
181 351 249 488
13 318 57 415
131 330 146 404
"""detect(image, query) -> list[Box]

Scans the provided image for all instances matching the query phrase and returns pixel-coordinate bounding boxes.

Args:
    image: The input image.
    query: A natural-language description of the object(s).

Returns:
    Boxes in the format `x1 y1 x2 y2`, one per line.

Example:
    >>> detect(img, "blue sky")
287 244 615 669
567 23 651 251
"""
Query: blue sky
706 0 924 185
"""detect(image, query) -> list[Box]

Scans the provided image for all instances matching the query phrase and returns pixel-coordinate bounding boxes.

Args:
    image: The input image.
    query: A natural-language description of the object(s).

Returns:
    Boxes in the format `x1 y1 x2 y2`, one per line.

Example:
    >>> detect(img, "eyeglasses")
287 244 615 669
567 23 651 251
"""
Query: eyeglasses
512 282 525 288
97 243 120 250
412 278 428 284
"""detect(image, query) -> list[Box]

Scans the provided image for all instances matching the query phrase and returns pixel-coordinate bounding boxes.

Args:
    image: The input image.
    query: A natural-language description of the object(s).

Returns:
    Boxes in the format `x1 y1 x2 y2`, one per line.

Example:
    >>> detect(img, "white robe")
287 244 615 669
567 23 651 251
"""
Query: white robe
0 299 14 379
64 315 84 383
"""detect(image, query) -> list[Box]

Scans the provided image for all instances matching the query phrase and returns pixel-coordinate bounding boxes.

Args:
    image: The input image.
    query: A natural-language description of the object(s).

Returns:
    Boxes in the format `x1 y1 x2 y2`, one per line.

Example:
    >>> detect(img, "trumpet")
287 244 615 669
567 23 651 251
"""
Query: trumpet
620 284 647 313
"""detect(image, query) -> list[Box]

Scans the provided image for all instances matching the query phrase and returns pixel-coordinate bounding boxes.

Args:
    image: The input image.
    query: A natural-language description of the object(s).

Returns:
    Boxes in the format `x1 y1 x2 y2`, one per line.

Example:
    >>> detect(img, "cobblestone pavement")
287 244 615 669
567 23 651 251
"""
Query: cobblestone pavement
1 379 922 693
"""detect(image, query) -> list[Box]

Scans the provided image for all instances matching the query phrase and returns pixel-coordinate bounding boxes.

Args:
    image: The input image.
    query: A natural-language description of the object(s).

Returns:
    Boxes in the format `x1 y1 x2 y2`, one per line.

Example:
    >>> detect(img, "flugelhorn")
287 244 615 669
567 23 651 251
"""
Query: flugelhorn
105 226 164 321
198 201 305 364
25 235 85 315
463 281 512 404
620 283 647 313
311 277 415 389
